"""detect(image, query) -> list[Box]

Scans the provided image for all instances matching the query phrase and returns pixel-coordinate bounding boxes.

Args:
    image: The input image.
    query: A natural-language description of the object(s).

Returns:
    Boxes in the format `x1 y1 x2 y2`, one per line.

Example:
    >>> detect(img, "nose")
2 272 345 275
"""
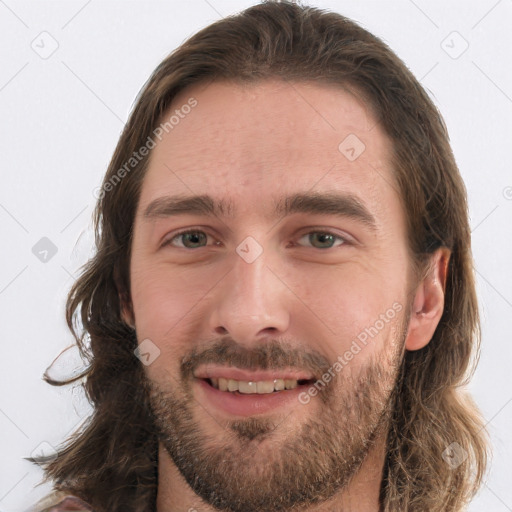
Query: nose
208 244 291 347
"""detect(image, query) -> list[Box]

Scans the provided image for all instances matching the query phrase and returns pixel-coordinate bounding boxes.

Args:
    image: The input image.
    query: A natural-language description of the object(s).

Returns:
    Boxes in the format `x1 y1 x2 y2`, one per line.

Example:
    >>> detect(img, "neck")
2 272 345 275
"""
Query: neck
156 426 388 512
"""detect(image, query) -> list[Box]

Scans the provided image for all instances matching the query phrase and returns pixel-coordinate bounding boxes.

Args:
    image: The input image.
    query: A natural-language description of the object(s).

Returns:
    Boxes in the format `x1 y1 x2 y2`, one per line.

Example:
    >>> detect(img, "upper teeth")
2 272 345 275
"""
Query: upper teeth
211 377 300 394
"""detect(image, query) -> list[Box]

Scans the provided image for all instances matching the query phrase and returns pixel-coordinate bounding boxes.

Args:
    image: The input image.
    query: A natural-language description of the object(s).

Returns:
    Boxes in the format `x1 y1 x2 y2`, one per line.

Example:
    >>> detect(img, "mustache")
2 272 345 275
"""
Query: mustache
180 336 333 381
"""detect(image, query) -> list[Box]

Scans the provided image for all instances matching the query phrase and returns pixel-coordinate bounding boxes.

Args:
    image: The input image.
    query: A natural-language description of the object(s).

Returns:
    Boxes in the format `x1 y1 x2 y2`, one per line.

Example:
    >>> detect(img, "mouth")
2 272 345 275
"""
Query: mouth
202 376 315 394
194 371 317 417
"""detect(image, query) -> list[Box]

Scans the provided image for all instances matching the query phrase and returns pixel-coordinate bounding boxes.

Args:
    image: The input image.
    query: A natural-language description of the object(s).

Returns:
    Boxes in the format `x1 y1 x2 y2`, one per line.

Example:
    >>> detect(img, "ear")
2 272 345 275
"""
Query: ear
404 247 451 351
115 272 135 329
120 294 135 329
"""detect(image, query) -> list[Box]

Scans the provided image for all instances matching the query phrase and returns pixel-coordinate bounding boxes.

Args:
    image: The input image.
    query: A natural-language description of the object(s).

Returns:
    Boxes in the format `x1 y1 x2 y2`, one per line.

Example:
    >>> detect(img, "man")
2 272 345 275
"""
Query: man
27 1 489 511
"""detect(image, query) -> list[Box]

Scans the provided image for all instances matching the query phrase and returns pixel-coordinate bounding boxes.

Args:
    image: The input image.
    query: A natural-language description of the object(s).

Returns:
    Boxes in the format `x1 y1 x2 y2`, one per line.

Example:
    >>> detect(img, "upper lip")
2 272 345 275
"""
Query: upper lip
194 365 314 382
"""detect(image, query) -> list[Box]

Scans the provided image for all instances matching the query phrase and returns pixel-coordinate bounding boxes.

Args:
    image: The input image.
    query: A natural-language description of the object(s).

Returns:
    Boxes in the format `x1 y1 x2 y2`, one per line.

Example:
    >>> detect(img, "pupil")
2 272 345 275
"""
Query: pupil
184 232 206 248
312 233 334 248
182 232 334 249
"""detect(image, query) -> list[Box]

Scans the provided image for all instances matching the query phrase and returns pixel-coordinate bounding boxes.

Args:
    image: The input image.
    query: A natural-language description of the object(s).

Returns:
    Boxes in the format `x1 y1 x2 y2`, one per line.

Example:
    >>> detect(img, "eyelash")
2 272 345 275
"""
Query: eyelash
162 228 351 250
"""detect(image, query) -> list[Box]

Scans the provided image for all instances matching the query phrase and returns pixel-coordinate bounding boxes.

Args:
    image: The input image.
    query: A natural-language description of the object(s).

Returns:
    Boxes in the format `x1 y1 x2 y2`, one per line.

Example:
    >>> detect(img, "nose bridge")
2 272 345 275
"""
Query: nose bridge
210 237 290 342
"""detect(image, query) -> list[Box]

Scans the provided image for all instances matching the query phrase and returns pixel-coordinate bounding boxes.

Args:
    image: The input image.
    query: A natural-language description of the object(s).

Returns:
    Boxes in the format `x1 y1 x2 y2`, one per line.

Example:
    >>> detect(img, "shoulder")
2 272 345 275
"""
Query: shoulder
26 490 95 512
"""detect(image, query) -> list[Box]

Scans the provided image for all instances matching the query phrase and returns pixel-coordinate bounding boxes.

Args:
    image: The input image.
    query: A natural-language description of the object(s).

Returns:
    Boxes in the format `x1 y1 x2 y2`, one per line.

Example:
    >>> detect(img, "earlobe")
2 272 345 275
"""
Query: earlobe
404 248 451 351
115 274 135 329
121 302 135 329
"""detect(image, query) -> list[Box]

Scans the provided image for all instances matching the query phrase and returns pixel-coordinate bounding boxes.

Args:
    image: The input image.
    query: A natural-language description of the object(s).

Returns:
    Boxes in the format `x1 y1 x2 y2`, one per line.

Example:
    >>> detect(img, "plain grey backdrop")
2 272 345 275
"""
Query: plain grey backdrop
0 0 511 510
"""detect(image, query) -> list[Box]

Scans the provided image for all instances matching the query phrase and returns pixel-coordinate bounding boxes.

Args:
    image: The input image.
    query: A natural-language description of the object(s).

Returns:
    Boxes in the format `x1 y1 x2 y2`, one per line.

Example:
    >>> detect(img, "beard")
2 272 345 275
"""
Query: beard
142 314 408 512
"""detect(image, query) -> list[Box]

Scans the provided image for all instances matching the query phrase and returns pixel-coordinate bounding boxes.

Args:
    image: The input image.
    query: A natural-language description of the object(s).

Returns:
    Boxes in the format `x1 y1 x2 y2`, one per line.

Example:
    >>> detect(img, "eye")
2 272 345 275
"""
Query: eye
162 228 350 250
295 230 348 250
162 229 214 249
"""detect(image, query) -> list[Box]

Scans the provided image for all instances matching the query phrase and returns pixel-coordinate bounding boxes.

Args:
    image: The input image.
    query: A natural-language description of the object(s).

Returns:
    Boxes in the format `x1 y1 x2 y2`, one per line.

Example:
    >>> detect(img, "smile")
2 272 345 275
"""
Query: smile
206 377 313 394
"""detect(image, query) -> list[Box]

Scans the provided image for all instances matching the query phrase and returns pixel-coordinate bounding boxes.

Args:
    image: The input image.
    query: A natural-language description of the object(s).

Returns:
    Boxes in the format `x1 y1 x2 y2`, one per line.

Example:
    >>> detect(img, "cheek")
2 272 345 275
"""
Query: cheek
297 264 405 363
129 247 407 372
295 257 399 314
129 259 211 341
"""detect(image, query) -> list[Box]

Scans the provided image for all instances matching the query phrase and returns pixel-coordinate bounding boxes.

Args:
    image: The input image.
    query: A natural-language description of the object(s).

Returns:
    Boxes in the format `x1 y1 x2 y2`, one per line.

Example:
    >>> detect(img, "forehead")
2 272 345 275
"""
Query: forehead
137 79 401 230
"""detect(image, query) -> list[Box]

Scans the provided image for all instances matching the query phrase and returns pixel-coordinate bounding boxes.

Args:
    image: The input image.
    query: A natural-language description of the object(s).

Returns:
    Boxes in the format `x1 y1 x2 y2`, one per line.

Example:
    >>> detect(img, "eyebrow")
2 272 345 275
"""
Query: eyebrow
142 192 378 231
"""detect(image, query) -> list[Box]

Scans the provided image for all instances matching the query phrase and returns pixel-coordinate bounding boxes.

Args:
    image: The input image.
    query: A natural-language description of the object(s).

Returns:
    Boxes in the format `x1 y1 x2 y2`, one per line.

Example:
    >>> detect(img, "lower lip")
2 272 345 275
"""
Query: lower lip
195 378 311 417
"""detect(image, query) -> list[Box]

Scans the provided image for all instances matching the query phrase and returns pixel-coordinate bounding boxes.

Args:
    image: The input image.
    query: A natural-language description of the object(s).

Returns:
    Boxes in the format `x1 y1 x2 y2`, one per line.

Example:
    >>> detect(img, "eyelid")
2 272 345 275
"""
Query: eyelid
295 226 355 245
161 226 355 249
160 227 217 249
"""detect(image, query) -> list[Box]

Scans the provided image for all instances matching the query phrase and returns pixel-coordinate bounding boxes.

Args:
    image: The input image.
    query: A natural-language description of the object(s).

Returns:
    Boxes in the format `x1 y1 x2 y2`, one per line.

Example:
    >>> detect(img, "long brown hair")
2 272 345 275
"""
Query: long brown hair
27 1 490 510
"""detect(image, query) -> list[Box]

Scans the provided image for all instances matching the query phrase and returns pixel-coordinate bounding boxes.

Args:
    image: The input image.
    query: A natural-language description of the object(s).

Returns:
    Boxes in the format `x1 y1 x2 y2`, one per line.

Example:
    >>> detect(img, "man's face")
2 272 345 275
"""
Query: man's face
127 79 414 511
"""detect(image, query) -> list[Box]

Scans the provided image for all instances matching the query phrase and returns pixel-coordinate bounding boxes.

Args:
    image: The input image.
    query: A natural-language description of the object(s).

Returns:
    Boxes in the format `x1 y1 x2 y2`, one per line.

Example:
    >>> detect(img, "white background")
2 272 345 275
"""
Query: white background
0 1 511 510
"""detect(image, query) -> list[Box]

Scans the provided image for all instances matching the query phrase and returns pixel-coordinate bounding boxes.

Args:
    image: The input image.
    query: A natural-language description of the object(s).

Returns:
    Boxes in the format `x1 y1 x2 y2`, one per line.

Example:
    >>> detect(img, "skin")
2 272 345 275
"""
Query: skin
121 79 450 512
